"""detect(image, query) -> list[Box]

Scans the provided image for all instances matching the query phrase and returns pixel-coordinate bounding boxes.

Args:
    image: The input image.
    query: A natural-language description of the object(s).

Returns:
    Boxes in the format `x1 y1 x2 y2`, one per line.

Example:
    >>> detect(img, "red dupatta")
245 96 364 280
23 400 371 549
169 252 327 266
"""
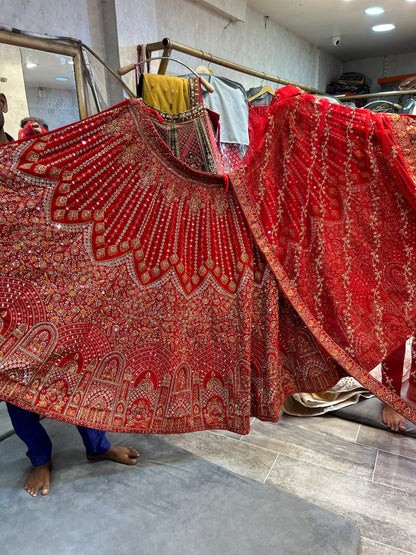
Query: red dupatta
232 86 416 421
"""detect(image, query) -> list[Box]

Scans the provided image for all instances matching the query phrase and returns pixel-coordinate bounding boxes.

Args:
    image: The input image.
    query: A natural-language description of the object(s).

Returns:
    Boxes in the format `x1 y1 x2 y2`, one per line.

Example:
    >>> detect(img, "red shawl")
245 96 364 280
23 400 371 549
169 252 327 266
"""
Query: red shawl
1 88 416 432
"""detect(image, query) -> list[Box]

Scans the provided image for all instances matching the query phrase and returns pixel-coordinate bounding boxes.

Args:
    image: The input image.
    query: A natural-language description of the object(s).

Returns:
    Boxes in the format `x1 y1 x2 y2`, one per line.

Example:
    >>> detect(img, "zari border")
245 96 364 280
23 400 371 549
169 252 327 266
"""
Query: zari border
0 394 251 435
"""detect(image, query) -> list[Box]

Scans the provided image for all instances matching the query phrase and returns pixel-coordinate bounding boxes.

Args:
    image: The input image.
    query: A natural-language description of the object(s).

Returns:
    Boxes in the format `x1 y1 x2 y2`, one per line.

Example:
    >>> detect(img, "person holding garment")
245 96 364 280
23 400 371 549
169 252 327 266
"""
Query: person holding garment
0 92 139 497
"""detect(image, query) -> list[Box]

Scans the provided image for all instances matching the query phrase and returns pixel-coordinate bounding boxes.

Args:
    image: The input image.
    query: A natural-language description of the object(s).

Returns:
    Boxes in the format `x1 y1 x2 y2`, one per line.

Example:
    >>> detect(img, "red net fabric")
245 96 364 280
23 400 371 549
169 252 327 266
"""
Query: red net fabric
233 86 416 422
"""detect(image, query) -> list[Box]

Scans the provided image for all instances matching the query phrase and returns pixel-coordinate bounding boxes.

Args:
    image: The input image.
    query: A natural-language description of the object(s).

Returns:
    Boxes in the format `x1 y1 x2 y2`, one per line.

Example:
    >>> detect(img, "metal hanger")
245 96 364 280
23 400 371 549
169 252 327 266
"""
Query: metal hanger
121 56 215 93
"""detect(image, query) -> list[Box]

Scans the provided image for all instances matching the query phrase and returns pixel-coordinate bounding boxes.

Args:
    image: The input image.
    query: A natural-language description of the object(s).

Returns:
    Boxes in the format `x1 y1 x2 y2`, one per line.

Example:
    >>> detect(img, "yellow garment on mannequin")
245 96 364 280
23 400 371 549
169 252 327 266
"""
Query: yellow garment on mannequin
141 74 190 114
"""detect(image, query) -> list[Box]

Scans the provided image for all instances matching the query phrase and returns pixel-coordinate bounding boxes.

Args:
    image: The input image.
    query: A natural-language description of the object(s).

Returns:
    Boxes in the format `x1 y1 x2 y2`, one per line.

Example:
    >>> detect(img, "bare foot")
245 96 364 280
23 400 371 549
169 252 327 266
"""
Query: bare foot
87 445 139 465
382 405 407 433
24 461 52 497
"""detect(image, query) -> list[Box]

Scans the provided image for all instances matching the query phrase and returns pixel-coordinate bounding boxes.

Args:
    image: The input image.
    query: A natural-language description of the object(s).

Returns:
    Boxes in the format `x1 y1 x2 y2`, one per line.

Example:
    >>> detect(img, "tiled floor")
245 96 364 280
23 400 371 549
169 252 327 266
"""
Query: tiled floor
1 400 414 553
164 413 416 554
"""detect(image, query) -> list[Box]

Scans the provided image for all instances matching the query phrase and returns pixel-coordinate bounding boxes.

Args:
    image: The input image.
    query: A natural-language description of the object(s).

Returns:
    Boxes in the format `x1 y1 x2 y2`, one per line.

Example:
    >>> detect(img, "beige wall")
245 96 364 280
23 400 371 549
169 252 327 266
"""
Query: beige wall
115 0 340 92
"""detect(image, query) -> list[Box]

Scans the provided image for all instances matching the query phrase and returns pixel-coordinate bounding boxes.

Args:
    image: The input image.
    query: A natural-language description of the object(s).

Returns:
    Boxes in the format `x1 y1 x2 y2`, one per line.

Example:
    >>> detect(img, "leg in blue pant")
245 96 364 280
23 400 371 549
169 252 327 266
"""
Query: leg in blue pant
76 425 111 458
6 404 111 464
6 403 139 497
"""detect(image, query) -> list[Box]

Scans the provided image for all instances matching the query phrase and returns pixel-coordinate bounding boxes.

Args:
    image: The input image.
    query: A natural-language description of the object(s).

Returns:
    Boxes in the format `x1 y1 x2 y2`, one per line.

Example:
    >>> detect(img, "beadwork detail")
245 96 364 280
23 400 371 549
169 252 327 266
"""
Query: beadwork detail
1 88 416 433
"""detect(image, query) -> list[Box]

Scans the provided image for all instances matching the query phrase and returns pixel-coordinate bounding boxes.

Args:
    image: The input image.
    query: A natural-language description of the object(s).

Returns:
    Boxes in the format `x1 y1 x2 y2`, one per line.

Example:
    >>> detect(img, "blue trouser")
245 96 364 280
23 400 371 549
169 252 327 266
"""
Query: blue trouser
6 403 111 466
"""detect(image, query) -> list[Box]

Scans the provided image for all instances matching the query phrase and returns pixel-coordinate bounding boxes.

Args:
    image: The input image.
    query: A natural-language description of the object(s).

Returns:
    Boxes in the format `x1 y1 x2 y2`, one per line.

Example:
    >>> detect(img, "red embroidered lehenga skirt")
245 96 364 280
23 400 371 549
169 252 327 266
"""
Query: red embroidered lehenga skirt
1 86 416 434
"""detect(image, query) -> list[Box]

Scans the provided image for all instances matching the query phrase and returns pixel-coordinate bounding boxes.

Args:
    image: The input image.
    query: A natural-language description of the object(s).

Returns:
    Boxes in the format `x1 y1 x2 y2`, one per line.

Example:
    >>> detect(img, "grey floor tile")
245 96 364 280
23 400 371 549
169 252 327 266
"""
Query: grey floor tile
374 450 416 494
360 536 415 554
357 425 416 460
1 419 359 555
210 428 245 440
265 455 416 553
240 416 377 479
164 430 277 483
280 412 362 442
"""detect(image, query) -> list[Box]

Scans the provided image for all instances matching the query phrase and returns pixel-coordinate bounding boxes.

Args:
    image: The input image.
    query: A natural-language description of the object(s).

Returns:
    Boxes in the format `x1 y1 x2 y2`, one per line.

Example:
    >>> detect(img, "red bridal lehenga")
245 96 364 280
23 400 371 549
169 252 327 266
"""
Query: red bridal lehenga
1 85 416 434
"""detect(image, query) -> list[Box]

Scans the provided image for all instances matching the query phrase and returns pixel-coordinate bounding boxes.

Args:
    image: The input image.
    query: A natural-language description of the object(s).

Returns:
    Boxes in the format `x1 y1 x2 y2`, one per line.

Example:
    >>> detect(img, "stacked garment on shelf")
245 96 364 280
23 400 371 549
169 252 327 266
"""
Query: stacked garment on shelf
1 84 416 435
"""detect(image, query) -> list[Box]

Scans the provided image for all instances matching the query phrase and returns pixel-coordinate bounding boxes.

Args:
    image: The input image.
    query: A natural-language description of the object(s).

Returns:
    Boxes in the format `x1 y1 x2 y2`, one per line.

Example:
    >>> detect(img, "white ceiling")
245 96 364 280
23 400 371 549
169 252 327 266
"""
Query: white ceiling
21 47 76 90
247 0 416 61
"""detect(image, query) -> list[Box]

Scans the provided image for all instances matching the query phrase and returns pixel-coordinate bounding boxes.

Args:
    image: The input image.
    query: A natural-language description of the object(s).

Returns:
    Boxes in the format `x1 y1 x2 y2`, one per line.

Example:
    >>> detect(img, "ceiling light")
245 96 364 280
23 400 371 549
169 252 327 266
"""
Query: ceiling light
67 59 74 65
372 23 396 32
56 77 68 81
365 6 384 15
25 56 38 69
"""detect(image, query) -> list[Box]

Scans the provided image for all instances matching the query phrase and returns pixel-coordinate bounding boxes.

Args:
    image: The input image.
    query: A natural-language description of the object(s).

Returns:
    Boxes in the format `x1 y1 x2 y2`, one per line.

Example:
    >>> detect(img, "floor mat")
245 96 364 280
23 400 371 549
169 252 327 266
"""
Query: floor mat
0 402 14 441
0 418 360 554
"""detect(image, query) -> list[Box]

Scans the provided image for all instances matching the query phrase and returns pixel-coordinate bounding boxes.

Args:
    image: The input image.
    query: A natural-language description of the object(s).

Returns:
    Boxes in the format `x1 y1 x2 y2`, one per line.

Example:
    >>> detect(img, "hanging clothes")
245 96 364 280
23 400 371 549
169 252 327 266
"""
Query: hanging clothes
182 72 250 171
194 73 249 146
0 95 346 434
138 74 202 115
246 86 274 107
146 100 224 174
1 86 416 433
140 74 222 157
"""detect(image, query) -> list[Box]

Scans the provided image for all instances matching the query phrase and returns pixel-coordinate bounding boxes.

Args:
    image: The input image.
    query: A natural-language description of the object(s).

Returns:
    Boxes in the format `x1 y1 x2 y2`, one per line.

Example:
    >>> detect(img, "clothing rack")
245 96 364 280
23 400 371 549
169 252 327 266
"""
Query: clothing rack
336 89 416 101
118 37 416 103
118 37 327 96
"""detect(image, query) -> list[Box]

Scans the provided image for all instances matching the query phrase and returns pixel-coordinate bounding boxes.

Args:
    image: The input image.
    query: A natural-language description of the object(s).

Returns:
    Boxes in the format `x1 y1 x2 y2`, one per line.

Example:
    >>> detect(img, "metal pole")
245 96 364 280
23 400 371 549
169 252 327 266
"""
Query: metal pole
336 89 416 101
143 37 327 96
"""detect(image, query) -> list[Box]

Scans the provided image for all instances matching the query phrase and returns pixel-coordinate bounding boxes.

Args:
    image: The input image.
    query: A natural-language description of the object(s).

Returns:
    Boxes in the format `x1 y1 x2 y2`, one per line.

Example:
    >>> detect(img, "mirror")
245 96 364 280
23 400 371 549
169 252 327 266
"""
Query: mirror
0 28 88 141
21 48 78 130
0 44 79 139
0 28 135 141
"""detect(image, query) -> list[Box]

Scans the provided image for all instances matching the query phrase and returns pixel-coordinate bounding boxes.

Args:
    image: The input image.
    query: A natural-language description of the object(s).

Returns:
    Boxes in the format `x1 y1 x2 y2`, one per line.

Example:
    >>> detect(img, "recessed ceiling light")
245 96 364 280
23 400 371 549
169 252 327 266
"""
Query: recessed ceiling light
372 23 396 32
56 77 68 81
365 6 384 15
